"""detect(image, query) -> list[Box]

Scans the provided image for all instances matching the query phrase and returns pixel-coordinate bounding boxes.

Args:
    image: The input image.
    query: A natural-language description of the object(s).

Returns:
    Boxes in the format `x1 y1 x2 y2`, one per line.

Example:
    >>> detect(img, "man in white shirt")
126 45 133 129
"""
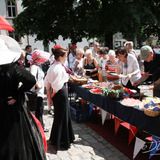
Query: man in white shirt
92 42 100 62
25 45 32 70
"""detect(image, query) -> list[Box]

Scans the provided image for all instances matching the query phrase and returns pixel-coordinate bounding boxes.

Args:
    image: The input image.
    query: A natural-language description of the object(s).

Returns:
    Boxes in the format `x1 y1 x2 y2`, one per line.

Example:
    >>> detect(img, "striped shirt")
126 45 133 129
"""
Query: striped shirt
105 59 119 80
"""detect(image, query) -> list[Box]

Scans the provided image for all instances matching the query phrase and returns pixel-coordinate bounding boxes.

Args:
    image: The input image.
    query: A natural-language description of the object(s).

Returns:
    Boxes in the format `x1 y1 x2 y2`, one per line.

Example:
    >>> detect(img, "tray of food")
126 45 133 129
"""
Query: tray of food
142 97 160 104
138 85 153 90
108 72 118 77
120 98 142 107
69 75 88 85
97 82 114 88
90 88 102 95
118 74 127 78
82 83 97 89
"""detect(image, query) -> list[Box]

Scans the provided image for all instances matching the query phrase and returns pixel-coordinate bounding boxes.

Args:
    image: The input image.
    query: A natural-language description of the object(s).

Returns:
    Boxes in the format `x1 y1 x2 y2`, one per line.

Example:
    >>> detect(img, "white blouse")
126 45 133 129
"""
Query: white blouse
68 53 76 71
44 61 68 93
120 54 141 86
99 57 109 76
30 65 45 98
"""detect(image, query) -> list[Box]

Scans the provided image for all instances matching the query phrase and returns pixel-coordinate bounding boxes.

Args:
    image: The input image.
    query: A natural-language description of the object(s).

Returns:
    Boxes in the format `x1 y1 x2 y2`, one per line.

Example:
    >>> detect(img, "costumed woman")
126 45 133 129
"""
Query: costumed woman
29 49 50 132
44 47 75 152
0 35 47 160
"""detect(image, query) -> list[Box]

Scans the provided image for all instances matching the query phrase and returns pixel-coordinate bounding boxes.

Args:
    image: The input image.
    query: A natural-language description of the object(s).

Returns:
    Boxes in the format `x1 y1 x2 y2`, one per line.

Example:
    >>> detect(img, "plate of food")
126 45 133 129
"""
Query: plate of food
90 88 102 95
118 74 127 78
108 72 118 77
120 98 142 107
82 83 97 89
98 82 114 88
138 85 153 90
142 97 160 104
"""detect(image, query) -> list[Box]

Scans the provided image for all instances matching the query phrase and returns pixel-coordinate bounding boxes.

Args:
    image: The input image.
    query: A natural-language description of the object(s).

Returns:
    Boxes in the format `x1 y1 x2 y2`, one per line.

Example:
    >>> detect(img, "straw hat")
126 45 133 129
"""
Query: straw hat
0 35 21 65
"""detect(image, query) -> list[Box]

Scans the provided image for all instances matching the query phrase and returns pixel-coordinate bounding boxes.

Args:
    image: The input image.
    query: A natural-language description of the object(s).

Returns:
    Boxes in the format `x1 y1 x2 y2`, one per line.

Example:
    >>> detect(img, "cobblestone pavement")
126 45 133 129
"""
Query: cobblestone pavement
43 87 153 160
43 97 129 160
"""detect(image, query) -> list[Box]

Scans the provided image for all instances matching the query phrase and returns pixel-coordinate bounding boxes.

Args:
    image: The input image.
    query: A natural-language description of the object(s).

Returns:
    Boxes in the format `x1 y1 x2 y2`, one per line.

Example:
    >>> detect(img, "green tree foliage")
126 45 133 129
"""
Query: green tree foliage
13 0 160 47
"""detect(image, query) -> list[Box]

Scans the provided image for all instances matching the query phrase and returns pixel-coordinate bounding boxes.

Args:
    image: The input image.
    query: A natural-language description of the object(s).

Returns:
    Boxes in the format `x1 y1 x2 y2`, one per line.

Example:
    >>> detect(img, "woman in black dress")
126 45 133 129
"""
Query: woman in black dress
0 35 46 160
45 47 75 152
83 49 99 80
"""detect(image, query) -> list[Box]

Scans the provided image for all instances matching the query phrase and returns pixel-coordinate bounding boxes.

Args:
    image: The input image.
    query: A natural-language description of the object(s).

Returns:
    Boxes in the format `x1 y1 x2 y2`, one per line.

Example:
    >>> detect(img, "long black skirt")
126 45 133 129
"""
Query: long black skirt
50 85 75 150
0 95 46 160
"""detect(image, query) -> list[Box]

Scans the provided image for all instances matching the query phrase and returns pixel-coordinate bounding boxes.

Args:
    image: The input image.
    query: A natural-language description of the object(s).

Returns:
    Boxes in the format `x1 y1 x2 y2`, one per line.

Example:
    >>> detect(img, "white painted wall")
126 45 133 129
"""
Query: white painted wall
1 0 89 52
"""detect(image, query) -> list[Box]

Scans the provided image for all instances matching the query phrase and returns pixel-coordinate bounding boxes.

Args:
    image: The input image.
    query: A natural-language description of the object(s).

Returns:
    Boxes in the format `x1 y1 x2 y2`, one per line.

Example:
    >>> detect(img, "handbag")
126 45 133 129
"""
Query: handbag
26 91 37 111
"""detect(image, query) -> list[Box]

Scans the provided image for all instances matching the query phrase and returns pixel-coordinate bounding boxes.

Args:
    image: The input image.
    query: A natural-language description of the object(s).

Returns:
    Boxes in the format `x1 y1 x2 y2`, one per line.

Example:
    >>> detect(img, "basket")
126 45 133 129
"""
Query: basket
69 75 88 85
144 108 160 117
111 84 123 90
73 79 88 85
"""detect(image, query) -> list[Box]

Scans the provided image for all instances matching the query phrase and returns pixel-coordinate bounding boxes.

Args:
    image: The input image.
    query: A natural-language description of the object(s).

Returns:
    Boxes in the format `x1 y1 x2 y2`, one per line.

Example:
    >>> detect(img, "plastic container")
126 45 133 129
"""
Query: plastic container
70 101 91 123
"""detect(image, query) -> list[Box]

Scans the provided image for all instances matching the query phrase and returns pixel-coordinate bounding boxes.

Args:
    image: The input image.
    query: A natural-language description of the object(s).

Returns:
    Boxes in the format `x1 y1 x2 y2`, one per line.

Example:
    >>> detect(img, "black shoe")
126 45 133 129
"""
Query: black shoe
44 128 49 132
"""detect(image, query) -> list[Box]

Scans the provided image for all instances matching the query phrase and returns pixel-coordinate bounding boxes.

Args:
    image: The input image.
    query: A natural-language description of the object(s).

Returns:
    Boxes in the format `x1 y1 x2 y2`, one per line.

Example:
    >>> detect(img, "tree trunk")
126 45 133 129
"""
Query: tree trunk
105 32 113 49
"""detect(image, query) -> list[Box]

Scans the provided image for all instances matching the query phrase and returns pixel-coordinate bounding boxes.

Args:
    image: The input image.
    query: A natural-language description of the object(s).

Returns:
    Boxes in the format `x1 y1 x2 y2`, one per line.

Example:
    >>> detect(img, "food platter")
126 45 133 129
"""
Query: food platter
90 88 102 95
118 74 127 78
120 98 142 107
82 83 97 89
138 85 153 90
98 82 114 88
108 72 118 77
142 97 160 104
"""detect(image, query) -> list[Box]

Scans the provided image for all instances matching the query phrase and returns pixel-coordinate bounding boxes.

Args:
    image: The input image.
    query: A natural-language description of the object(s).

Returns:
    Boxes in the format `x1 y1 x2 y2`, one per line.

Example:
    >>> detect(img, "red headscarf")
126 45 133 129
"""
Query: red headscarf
71 46 77 50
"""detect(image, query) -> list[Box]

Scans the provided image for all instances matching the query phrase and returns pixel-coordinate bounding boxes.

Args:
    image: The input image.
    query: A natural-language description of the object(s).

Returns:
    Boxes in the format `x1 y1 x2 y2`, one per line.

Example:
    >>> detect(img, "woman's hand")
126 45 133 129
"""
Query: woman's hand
36 82 43 89
126 74 132 79
7 96 16 105
106 70 111 73
47 93 53 106
132 81 139 87
48 98 53 106
50 91 56 98
83 69 86 73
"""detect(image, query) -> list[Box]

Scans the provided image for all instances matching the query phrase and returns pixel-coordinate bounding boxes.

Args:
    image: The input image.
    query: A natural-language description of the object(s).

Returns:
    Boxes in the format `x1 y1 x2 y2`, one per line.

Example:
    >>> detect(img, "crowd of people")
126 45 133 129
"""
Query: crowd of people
1 34 160 159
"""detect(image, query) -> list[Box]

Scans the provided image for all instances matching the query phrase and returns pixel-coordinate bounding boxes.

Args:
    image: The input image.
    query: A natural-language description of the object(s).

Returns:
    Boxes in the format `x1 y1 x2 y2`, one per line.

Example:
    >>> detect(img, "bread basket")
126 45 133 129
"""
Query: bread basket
69 75 88 85
73 78 88 85
143 101 160 117
144 108 160 117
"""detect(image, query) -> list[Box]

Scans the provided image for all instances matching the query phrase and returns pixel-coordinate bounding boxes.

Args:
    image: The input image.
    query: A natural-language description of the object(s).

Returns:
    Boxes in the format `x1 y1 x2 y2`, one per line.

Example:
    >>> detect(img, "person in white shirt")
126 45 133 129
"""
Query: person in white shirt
44 47 75 152
73 48 84 76
105 50 120 84
29 50 50 132
124 41 138 59
116 47 141 92
68 45 77 71
92 42 100 62
99 47 109 81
